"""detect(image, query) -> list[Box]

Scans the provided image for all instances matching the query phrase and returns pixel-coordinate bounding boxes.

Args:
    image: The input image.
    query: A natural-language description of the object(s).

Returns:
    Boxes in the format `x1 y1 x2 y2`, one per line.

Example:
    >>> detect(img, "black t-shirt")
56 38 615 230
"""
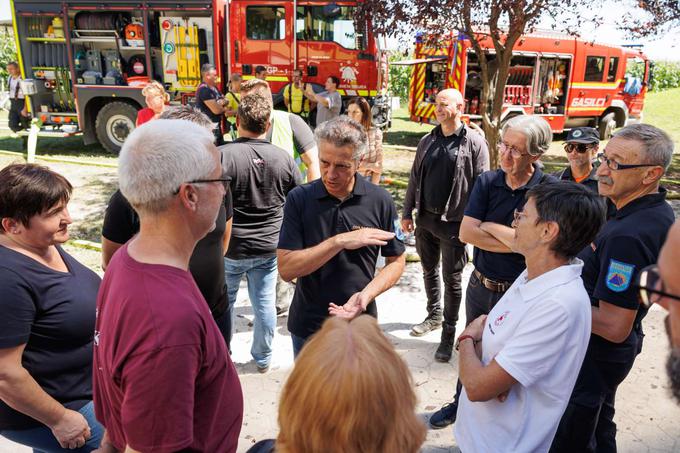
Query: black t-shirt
196 83 223 124
0 245 101 430
463 166 556 282
101 189 233 318
421 128 462 214
279 176 406 339
578 189 674 362
220 137 302 259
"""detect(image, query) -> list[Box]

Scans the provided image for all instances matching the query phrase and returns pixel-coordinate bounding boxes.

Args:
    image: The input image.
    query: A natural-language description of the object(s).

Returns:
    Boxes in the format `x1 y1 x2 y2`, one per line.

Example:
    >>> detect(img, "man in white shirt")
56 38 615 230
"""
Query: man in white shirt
7 62 29 133
454 182 606 452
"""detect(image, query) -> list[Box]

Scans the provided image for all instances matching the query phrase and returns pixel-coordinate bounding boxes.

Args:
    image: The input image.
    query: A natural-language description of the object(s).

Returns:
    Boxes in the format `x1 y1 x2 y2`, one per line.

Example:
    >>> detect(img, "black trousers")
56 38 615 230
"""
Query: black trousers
213 124 225 146
414 212 467 327
450 271 508 405
9 99 28 132
549 340 640 453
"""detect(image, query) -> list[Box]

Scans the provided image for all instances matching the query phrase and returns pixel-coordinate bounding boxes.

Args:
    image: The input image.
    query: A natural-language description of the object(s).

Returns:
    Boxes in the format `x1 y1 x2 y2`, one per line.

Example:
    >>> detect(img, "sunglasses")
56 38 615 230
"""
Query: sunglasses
563 143 594 154
635 264 680 308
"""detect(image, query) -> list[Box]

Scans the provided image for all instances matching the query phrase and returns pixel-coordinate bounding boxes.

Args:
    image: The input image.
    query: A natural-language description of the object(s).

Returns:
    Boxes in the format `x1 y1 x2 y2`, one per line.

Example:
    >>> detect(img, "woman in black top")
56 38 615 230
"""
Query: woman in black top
0 164 104 452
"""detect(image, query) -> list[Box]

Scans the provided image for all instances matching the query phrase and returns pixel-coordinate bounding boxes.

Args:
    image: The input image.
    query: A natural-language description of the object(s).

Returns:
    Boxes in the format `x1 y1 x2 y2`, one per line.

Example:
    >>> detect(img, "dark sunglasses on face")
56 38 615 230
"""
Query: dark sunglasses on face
635 264 680 308
564 143 593 154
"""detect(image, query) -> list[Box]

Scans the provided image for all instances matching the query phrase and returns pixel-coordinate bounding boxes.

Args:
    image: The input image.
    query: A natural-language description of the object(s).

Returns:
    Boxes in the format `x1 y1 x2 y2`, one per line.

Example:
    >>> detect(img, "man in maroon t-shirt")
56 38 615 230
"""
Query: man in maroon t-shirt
93 119 243 453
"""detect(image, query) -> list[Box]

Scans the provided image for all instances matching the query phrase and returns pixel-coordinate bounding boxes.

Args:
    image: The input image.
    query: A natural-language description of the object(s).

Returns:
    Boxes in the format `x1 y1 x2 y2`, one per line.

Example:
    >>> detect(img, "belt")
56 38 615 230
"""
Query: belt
473 269 512 293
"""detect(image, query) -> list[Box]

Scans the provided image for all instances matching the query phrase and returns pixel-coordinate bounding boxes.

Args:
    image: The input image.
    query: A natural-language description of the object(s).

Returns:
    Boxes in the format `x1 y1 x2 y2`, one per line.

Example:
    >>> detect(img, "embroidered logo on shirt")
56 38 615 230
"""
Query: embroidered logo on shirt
252 158 265 167
605 259 635 292
494 311 510 327
393 219 405 241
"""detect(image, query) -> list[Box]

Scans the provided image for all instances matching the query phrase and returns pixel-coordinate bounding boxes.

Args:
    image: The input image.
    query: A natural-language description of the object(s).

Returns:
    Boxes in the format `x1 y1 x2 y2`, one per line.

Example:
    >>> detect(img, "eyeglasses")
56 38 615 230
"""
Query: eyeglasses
513 208 528 223
564 143 594 154
596 153 657 171
498 141 532 159
635 264 680 308
174 177 230 194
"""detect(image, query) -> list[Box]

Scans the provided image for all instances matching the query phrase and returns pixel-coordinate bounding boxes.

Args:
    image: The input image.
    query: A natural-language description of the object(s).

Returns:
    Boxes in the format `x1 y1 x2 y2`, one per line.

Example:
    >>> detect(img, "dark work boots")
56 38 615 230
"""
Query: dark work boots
434 323 456 362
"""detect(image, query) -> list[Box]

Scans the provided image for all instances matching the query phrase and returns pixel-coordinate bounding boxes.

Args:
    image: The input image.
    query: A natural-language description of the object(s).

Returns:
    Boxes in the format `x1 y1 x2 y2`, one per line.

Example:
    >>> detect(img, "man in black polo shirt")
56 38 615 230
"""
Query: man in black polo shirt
101 106 234 345
277 116 406 357
550 124 675 453
221 93 301 373
402 88 489 362
196 64 228 145
428 115 556 429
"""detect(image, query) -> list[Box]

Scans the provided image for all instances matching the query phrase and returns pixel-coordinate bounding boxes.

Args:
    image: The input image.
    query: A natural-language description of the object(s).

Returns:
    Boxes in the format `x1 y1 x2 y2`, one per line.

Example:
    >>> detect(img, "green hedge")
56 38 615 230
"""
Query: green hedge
629 60 680 92
388 54 411 102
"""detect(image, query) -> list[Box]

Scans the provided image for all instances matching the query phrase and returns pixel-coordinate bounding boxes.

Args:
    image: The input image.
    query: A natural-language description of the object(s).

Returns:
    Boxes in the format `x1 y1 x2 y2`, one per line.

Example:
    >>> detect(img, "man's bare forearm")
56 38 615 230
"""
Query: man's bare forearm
277 237 343 281
360 254 405 303
461 226 512 253
480 222 515 250
0 364 66 428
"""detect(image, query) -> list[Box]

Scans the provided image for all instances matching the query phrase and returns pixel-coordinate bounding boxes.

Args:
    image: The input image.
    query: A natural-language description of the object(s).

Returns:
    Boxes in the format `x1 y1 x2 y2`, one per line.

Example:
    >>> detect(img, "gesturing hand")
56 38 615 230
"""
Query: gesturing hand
51 408 91 449
328 292 370 319
338 228 395 250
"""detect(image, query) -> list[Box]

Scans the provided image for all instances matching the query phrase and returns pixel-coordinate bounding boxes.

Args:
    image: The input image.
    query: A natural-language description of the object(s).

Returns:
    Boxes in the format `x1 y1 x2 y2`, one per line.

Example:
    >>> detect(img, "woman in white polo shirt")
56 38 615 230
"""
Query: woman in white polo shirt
454 181 606 452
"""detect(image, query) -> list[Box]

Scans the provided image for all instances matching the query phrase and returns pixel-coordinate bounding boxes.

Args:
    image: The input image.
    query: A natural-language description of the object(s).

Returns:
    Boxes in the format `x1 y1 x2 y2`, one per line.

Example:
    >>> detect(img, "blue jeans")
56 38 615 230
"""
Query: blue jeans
291 333 308 359
1 401 104 453
224 255 277 368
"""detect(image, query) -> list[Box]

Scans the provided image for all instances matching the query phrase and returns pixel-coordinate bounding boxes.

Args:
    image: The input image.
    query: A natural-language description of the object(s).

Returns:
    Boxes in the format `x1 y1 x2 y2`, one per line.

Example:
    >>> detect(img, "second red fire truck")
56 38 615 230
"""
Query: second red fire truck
398 31 651 139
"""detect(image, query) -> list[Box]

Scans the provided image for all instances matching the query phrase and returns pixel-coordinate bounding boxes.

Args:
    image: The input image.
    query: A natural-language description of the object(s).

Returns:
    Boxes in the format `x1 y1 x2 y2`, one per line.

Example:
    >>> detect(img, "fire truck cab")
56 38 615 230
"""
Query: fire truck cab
10 0 388 153
401 31 651 139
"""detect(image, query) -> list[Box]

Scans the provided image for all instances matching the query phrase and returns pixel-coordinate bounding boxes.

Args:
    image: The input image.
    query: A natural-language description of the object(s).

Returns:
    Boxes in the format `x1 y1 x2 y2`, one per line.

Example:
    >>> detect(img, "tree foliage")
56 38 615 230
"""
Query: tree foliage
625 0 680 36
359 0 672 167
0 29 19 90
388 52 412 102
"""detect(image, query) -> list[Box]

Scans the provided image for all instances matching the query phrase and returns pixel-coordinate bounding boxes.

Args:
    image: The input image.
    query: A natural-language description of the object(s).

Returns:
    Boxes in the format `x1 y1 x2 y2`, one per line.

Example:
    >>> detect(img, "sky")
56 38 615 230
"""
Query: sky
1 0 678 61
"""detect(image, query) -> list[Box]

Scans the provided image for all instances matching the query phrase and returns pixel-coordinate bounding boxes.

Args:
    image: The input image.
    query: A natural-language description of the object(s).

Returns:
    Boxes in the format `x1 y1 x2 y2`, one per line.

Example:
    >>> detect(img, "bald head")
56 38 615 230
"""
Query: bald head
438 88 463 105
434 89 464 128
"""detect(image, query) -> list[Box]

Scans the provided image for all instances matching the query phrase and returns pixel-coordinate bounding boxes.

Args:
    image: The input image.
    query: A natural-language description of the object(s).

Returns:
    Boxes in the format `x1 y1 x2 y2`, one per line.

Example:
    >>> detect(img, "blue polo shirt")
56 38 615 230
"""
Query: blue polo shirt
278 175 405 339
464 165 555 282
578 189 674 362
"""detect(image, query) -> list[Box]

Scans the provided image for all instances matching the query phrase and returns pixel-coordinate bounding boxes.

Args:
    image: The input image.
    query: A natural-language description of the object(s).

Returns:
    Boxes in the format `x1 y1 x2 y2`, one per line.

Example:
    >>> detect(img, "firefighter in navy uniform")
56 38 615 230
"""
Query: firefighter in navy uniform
550 124 675 453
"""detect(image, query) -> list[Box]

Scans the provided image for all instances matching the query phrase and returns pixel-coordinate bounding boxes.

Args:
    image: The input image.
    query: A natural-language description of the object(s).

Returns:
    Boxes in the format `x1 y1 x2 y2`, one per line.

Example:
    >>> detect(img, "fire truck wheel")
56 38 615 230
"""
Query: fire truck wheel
598 112 617 140
95 101 138 154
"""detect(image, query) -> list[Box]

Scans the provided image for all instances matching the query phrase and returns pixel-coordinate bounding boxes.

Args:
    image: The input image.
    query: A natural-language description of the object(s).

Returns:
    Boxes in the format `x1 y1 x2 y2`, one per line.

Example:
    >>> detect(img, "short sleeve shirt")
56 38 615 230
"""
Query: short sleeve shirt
463 166 555 282
315 90 342 125
278 176 405 339
0 245 101 430
221 138 302 259
195 83 223 124
578 189 674 361
456 261 591 452
102 189 233 318
93 245 243 452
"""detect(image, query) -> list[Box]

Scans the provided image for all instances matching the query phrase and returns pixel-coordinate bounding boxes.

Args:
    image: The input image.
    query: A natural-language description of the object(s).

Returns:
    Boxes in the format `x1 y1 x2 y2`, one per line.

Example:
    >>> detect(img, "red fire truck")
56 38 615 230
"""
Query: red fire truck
10 0 389 153
398 31 651 139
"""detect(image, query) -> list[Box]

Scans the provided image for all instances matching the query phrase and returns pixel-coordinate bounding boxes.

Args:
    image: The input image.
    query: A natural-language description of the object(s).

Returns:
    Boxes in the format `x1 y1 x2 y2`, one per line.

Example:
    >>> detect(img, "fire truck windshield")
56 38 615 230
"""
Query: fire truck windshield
296 6 365 50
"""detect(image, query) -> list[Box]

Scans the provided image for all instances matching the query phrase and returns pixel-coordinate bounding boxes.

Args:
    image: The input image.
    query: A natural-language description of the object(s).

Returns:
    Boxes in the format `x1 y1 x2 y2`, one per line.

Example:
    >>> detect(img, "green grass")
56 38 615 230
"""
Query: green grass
384 107 434 148
641 87 680 146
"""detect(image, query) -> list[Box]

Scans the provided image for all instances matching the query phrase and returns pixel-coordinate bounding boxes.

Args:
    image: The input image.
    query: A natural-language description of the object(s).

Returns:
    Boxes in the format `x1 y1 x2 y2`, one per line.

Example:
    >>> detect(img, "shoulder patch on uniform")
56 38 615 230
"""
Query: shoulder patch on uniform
605 259 635 292
393 219 405 241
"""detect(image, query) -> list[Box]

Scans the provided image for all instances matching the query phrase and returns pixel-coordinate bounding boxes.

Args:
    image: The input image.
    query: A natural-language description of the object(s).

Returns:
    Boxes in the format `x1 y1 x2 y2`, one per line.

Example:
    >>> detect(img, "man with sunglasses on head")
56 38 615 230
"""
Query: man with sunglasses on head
220 93 302 373
551 123 675 453
637 221 680 404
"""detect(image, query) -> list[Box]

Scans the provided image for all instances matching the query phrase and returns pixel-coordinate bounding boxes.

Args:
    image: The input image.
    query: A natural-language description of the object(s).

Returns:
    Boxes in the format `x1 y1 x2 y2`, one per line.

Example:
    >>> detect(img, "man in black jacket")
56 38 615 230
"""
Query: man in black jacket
401 88 489 362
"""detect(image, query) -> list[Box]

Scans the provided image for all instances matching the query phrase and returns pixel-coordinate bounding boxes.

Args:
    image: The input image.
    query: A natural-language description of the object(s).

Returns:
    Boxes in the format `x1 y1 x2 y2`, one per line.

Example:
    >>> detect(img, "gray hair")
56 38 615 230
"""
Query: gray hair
314 116 367 161
201 63 216 75
502 115 553 156
613 123 674 171
118 119 216 214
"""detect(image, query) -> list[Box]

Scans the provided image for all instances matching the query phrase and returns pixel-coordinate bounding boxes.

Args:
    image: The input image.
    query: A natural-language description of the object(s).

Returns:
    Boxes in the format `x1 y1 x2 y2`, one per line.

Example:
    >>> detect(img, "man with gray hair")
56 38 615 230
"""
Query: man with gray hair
93 119 243 453
196 63 228 145
551 123 675 452
428 115 556 429
277 116 406 357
